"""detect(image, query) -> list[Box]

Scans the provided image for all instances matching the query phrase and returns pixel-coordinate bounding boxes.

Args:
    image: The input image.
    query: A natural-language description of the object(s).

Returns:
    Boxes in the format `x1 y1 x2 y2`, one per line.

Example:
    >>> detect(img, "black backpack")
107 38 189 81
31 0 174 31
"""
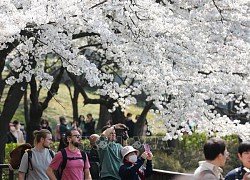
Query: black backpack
89 161 101 180
56 148 87 180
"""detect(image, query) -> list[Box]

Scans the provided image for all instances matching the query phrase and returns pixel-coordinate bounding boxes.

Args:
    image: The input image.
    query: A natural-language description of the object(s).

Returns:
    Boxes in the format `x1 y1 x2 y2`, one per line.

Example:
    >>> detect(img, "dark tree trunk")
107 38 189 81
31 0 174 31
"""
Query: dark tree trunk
24 88 30 124
72 85 79 119
134 101 153 137
26 67 64 144
111 106 125 125
0 60 5 102
26 76 43 144
98 104 112 129
0 81 27 167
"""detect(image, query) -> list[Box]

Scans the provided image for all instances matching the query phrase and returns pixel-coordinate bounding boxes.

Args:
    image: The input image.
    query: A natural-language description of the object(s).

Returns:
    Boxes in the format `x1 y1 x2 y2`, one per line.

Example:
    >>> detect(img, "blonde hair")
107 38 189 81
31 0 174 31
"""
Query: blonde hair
33 129 51 145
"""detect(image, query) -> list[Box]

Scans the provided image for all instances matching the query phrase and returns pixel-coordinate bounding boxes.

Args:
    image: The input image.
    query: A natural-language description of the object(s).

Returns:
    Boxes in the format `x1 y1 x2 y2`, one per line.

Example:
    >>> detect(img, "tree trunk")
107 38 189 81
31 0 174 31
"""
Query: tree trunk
0 81 27 169
72 84 79 120
24 88 30 124
111 106 125 125
0 60 6 103
134 101 153 137
26 67 64 144
26 76 43 144
98 104 112 129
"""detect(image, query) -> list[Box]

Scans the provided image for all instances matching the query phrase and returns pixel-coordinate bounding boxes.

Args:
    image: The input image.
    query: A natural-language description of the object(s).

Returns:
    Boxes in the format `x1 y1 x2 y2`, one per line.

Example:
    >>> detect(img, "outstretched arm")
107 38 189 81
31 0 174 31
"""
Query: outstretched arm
102 123 126 137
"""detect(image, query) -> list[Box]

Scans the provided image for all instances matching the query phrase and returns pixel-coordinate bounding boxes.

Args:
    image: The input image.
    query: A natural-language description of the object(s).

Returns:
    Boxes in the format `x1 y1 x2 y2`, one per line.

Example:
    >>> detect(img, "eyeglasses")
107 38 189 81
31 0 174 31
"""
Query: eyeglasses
72 134 81 138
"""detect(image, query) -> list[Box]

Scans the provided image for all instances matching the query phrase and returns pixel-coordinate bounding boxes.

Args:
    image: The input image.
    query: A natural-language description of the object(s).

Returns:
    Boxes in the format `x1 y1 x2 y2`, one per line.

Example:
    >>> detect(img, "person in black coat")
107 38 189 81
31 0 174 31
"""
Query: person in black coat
225 141 250 180
6 123 17 143
40 119 52 133
84 113 95 137
125 113 135 138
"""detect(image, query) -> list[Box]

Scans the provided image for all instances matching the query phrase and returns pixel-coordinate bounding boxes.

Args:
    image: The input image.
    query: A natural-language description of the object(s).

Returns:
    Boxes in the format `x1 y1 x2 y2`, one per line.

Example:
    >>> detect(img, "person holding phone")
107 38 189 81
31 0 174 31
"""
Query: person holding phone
225 141 250 180
119 146 153 180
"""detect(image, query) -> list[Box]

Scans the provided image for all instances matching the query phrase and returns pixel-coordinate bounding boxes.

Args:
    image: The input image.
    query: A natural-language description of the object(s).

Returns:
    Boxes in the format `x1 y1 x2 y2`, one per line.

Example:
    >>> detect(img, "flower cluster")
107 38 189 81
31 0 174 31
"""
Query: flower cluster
1 0 250 139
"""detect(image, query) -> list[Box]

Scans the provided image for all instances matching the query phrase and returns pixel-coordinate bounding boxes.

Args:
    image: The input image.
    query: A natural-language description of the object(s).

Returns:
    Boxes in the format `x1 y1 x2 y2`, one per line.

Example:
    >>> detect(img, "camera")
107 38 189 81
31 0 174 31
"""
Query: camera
115 127 129 145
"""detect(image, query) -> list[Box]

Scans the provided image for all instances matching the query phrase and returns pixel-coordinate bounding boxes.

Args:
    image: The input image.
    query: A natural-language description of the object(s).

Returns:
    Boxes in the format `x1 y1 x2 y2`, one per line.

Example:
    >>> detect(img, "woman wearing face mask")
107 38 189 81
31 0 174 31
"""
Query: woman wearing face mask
119 146 153 180
6 123 17 143
40 119 52 133
12 120 25 143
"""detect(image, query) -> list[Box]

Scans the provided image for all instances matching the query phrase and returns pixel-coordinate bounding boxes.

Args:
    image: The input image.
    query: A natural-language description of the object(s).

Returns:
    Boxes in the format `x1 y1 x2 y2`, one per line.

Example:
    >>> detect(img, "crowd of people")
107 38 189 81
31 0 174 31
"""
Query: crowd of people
8 114 250 180
5 113 154 180
13 121 153 180
6 113 151 146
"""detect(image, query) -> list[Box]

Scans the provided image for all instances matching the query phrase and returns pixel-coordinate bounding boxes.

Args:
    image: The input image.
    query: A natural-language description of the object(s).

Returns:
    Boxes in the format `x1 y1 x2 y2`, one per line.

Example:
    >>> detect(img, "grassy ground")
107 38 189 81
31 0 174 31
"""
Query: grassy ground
0 84 166 135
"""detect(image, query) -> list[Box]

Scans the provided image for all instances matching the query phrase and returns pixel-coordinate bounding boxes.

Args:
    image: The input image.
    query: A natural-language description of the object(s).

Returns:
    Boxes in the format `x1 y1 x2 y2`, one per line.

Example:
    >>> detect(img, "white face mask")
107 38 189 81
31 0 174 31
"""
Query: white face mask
42 124 47 127
10 126 16 131
128 154 137 163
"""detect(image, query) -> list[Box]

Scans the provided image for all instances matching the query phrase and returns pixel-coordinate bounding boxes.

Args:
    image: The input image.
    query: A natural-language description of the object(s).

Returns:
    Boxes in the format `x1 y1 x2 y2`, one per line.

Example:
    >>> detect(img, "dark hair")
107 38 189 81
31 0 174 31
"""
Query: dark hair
203 138 226 160
87 113 92 117
238 141 250 155
40 119 49 125
64 128 78 145
12 120 20 126
127 113 132 117
78 115 85 120
59 116 66 124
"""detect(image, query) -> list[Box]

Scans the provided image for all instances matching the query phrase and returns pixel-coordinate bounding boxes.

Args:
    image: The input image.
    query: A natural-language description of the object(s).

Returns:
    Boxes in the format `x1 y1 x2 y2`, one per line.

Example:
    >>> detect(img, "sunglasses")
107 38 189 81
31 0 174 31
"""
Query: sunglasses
72 134 81 138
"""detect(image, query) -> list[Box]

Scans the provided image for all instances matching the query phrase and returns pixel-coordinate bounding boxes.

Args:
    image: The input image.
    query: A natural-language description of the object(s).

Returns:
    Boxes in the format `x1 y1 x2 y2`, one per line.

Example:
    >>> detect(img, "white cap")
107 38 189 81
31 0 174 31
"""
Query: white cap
121 146 139 160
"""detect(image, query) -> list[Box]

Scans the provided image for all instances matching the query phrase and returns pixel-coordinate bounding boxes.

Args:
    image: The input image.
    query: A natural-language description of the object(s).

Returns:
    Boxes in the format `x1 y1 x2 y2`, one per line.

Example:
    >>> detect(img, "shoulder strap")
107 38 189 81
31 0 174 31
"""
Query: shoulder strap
25 150 33 179
27 150 33 170
49 149 54 159
59 149 86 179
59 148 67 180
80 150 86 170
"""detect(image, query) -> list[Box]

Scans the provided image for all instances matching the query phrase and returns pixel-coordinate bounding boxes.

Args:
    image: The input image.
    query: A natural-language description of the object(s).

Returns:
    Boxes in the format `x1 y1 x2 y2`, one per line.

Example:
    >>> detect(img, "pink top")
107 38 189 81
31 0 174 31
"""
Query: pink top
49 147 90 180
55 124 60 141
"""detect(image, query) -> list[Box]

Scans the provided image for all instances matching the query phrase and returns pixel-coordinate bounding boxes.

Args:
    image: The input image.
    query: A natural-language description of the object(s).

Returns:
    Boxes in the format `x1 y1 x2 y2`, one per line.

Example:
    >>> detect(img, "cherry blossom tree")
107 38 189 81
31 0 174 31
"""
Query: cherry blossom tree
1 0 250 160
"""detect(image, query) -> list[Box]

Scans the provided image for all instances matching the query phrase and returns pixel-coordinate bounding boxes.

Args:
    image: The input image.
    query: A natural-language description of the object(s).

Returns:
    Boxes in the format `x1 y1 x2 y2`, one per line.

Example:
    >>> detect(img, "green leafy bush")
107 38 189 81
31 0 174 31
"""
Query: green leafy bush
4 143 19 164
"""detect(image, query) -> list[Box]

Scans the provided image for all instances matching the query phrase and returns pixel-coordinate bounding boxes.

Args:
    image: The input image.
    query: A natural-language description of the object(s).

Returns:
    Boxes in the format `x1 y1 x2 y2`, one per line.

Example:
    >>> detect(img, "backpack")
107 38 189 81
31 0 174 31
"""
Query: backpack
89 161 101 180
24 148 54 179
56 148 87 180
9 143 32 170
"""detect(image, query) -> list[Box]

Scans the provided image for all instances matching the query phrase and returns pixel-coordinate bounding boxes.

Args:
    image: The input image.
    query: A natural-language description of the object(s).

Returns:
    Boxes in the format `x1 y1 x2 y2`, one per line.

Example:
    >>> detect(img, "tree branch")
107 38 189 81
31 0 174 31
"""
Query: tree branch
90 0 108 9
67 71 107 105
212 0 224 23
41 66 64 110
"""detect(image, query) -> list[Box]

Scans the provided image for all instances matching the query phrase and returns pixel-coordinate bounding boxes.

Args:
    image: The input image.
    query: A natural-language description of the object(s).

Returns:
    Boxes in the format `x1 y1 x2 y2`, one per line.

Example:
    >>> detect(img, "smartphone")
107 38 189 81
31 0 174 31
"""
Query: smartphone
144 144 150 153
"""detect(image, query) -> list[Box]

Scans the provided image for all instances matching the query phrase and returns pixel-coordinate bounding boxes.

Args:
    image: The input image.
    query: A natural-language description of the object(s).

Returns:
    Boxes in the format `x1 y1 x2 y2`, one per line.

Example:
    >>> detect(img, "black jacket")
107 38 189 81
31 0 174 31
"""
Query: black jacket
225 165 247 180
119 157 153 180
